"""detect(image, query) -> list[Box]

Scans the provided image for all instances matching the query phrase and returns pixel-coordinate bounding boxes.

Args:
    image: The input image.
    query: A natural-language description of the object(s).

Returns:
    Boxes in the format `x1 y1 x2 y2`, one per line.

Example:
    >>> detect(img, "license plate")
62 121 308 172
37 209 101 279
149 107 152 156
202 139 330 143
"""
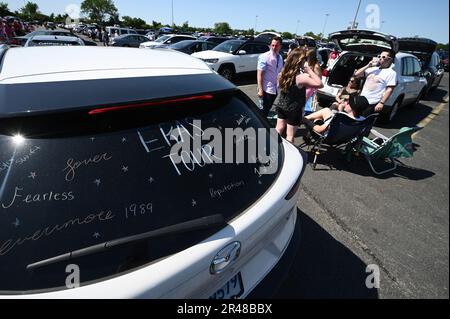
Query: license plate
209 273 244 299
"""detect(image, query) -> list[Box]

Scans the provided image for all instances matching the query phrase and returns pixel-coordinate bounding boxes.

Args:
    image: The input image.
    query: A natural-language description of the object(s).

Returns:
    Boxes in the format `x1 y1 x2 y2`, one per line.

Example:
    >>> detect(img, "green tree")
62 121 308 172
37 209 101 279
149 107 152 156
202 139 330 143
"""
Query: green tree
151 20 163 30
214 22 232 35
122 16 147 29
0 2 12 16
20 1 40 21
437 43 449 51
282 32 293 39
81 0 118 25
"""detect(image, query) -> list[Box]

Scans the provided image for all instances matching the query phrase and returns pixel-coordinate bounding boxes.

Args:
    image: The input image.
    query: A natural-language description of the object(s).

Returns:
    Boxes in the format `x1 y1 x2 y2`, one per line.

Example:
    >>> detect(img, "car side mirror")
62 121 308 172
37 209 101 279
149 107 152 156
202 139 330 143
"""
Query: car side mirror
237 50 247 55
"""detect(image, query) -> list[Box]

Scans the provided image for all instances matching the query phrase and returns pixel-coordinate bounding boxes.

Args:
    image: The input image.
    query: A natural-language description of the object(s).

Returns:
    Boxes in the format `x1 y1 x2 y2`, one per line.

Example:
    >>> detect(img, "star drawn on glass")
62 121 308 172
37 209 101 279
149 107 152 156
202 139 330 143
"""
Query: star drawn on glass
28 172 37 179
258 180 262 185
90 137 96 142
93 232 101 239
148 177 155 183
12 218 20 228
192 199 197 207
122 166 129 173
209 173 214 179
121 137 127 143
94 179 101 187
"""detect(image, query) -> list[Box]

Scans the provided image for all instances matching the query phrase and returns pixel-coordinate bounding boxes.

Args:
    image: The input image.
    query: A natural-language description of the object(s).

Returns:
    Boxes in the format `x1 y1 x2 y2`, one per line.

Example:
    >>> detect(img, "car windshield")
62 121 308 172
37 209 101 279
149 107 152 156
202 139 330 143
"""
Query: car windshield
0 84 282 294
213 40 245 53
340 38 391 50
155 35 170 43
169 40 195 49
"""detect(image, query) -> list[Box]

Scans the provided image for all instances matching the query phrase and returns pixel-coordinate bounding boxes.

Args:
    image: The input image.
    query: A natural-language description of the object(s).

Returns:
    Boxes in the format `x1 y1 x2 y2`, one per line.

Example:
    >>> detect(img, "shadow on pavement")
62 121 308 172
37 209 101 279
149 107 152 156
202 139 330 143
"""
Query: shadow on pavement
298 145 435 181
376 87 448 130
275 211 379 299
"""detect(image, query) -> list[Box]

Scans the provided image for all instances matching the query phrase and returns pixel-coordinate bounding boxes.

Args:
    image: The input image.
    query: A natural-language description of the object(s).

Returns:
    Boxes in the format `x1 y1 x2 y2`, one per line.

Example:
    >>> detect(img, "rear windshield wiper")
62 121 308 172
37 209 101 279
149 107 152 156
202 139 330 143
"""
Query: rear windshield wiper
27 214 225 271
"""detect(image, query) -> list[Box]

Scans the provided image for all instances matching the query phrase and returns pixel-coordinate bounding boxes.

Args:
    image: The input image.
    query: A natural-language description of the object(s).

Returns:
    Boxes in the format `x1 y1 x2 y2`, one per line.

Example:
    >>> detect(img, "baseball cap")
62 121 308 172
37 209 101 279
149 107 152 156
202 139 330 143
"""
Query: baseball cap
349 96 370 114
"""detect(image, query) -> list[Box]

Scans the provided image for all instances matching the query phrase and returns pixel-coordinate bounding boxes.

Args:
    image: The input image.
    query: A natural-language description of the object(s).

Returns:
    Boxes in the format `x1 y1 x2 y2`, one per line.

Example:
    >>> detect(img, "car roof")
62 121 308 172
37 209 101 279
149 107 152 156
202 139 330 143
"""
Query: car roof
0 47 235 117
0 46 213 83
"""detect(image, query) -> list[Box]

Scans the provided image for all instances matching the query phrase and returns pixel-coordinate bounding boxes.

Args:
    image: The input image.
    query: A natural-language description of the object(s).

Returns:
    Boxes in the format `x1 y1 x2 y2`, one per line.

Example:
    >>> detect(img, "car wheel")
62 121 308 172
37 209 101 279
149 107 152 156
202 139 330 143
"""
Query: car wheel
378 100 400 124
410 88 426 108
219 66 234 81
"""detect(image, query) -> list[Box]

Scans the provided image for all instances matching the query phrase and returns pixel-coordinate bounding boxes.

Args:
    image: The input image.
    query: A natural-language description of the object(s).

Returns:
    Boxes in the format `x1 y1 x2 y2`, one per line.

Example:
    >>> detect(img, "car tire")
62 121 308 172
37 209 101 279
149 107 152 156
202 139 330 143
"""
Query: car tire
219 66 235 81
409 88 426 108
379 99 400 124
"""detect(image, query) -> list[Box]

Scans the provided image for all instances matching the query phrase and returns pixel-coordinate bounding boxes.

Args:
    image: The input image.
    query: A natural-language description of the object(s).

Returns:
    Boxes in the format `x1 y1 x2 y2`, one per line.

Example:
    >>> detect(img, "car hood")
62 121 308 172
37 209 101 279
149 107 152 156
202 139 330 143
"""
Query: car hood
330 29 399 54
191 50 232 59
398 38 437 55
140 41 160 47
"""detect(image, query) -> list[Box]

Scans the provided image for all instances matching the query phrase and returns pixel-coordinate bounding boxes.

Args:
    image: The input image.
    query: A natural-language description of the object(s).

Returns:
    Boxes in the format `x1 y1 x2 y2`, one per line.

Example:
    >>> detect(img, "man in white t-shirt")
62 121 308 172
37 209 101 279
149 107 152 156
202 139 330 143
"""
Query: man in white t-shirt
354 50 397 117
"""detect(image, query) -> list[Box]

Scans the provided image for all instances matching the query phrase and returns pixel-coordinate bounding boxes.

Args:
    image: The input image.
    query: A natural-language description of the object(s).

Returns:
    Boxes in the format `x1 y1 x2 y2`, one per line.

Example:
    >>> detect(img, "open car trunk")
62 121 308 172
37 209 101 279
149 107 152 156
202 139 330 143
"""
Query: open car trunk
327 52 374 87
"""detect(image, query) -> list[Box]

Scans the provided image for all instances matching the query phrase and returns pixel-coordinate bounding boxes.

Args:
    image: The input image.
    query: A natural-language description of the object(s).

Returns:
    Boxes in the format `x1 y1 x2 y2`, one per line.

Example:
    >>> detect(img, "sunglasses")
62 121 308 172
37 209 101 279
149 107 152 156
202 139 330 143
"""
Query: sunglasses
377 55 391 60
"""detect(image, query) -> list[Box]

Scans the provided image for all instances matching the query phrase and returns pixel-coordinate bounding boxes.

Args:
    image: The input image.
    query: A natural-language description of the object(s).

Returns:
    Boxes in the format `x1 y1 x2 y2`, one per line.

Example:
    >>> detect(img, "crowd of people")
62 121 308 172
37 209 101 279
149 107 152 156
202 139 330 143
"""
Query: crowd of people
257 36 397 142
0 18 27 44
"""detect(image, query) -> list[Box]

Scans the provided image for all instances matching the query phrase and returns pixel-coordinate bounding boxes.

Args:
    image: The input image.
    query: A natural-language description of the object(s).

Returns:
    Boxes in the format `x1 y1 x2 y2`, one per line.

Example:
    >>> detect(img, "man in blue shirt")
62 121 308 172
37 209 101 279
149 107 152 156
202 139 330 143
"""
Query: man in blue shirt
257 36 283 117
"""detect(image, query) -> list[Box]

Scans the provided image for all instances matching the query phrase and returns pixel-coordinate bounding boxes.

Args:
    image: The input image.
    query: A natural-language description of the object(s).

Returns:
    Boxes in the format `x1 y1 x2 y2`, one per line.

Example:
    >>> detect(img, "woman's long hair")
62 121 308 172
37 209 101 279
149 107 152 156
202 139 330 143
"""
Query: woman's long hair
306 49 319 70
278 48 307 93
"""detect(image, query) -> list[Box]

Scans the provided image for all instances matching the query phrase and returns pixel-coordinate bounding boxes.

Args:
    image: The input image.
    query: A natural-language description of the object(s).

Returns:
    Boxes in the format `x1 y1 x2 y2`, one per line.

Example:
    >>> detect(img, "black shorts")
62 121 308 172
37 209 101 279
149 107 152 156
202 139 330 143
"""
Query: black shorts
276 107 302 126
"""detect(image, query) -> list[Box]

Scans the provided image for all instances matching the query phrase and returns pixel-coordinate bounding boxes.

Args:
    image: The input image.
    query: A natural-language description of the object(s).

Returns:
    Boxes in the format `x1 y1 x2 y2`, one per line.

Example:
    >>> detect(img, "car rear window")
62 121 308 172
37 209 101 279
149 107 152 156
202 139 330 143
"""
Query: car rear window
0 91 282 293
28 40 81 46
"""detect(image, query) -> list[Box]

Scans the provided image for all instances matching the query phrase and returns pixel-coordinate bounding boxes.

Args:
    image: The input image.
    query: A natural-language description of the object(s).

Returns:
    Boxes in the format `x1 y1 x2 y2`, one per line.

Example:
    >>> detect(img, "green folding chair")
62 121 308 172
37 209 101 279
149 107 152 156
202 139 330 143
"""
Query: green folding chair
356 127 422 175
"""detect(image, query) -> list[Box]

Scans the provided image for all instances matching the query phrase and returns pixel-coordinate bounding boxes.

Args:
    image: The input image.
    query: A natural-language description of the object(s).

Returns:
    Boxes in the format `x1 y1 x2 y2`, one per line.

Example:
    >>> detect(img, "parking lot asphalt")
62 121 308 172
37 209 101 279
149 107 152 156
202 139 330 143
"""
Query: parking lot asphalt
238 73 449 299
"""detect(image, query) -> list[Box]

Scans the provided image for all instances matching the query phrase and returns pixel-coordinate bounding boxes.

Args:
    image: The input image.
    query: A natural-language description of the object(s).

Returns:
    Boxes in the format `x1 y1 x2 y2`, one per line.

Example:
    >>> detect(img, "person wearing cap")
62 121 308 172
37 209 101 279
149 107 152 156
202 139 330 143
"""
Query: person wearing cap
303 95 368 135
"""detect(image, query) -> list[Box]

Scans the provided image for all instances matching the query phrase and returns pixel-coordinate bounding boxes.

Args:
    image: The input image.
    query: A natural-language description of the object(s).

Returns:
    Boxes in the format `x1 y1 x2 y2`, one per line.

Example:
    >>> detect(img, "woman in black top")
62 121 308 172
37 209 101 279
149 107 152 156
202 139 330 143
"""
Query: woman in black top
276 48 324 143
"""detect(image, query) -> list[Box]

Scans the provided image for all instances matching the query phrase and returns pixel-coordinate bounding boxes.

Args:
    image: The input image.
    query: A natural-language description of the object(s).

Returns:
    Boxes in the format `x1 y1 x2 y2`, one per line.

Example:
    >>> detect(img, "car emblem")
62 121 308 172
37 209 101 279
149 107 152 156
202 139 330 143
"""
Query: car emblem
210 242 241 275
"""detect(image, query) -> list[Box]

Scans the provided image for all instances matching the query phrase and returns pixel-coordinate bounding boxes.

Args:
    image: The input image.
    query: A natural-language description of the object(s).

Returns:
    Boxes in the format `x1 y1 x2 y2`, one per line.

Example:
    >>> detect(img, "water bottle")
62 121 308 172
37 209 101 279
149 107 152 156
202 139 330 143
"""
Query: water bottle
258 97 264 110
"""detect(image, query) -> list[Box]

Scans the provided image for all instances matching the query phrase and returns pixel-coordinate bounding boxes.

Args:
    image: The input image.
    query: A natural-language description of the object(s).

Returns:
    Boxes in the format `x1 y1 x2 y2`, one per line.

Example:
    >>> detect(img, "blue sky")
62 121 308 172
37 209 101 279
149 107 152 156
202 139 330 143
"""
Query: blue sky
6 0 450 43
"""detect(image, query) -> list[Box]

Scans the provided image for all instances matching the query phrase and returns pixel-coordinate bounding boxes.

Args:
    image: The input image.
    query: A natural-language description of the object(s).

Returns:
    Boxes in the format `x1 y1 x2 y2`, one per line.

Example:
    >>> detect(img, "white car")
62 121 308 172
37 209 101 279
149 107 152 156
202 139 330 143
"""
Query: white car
0 45 305 299
140 34 196 49
192 39 270 81
317 30 428 123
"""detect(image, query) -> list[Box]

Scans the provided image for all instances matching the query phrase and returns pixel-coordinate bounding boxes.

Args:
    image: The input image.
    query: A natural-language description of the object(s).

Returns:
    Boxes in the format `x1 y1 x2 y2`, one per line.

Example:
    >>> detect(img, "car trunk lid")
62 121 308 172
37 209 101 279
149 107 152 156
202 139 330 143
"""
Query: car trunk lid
330 29 399 54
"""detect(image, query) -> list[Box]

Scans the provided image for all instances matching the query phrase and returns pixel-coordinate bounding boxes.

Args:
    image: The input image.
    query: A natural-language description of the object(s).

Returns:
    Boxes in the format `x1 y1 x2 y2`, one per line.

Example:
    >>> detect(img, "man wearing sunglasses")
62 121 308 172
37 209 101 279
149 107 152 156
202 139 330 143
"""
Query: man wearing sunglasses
354 50 397 116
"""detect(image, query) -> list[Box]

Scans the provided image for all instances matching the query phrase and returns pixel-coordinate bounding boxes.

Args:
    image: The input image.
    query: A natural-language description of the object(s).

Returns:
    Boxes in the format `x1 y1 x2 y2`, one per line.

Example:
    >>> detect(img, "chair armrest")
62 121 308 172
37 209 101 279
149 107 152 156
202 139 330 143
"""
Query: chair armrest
370 129 388 141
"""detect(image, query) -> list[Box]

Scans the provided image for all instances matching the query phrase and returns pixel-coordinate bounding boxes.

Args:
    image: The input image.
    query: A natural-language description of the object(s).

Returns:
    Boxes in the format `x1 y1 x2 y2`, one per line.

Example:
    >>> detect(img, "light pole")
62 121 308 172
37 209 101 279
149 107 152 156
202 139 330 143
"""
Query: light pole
255 15 258 34
381 20 386 31
295 19 300 37
352 0 362 29
322 14 330 40
171 0 174 26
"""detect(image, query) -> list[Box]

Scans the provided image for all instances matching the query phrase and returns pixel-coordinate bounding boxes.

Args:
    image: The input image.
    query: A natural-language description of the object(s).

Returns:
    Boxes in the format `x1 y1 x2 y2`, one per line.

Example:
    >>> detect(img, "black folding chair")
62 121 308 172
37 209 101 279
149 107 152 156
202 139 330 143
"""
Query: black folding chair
301 112 378 169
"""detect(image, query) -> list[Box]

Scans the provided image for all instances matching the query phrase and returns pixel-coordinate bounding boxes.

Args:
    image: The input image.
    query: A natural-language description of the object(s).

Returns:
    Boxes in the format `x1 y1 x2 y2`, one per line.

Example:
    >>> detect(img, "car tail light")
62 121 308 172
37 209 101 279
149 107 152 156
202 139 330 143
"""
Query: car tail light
322 69 329 77
88 94 214 115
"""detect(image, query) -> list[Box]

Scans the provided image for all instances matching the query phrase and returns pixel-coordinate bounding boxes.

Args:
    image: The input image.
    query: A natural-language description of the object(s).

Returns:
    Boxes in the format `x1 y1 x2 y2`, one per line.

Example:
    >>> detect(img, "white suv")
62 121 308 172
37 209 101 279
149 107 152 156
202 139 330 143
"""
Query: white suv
140 34 196 49
317 30 428 123
0 45 305 299
192 39 269 81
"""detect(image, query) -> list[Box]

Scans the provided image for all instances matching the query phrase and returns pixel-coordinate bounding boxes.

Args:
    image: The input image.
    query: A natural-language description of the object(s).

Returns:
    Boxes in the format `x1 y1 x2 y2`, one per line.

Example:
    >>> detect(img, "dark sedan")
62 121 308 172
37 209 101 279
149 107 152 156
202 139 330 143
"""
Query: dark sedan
165 40 217 54
111 34 150 47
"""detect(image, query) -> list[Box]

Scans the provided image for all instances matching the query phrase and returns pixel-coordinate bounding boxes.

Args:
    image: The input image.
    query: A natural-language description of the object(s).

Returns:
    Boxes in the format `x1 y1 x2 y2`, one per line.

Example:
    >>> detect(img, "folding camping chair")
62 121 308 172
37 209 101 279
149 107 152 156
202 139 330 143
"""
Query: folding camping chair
301 112 378 169
355 126 422 175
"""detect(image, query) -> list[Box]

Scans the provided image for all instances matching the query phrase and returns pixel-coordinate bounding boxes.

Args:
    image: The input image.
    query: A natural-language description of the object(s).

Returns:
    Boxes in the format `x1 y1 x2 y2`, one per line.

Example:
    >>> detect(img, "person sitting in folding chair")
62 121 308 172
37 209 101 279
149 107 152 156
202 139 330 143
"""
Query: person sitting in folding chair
303 95 369 135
